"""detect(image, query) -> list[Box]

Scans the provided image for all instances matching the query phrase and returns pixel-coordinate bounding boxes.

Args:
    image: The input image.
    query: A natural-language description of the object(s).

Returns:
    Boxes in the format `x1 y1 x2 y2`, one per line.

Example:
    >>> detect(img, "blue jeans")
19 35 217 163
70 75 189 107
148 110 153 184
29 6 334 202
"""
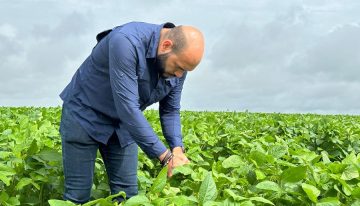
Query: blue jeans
60 104 138 204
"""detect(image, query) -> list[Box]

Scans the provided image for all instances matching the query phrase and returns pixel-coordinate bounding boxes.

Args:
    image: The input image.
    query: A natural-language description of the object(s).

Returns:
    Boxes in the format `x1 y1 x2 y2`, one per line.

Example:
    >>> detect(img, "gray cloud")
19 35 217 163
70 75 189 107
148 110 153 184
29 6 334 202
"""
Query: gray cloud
0 9 95 106
0 33 23 64
290 23 360 81
186 2 360 114
0 1 359 114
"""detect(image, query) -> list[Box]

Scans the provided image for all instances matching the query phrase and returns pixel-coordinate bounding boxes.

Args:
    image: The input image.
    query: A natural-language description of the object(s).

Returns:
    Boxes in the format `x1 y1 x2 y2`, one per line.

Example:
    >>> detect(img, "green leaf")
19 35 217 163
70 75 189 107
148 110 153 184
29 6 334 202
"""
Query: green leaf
268 145 288 159
316 197 341 206
124 195 150 206
351 200 360 206
321 151 331 164
27 139 39 156
249 151 268 166
0 175 11 186
249 197 274 205
352 187 360 198
0 171 15 186
170 195 191 206
281 166 307 183
222 155 243 168
37 148 62 162
0 164 16 186
151 198 167 206
149 166 168 194
224 189 247 201
1 129 12 136
255 169 266 180
0 191 9 202
246 170 257 185
337 178 353 196
199 171 217 205
106 191 126 201
342 152 358 165
256 181 281 192
302 183 320 203
15 178 34 190
48 200 77 206
328 163 347 174
240 201 255 206
203 201 223 206
0 151 12 159
6 197 20 206
172 164 193 175
82 191 126 206
341 165 359 180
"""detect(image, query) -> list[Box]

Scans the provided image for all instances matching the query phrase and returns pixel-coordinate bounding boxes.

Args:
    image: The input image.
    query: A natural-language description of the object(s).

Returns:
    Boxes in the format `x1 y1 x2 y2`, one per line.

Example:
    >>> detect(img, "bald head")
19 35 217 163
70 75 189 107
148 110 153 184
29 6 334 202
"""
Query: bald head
159 25 205 70
157 25 204 78
179 26 205 68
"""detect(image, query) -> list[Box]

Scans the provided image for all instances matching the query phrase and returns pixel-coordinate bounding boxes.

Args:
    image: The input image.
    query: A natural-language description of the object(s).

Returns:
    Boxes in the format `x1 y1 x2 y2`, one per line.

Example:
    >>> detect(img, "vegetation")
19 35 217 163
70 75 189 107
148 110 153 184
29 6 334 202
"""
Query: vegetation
0 107 359 205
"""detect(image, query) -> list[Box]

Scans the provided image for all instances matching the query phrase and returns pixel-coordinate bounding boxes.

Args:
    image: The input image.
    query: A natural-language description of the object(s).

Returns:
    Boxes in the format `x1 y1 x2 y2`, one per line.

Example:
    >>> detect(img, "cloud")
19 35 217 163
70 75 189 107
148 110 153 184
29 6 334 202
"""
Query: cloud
0 10 95 106
0 1 359 114
191 3 360 114
290 23 360 81
0 24 23 64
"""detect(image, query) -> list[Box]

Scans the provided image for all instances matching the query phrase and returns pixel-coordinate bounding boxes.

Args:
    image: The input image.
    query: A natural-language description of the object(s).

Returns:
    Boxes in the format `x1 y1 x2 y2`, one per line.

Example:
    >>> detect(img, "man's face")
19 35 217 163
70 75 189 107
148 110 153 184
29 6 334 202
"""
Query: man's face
156 51 187 78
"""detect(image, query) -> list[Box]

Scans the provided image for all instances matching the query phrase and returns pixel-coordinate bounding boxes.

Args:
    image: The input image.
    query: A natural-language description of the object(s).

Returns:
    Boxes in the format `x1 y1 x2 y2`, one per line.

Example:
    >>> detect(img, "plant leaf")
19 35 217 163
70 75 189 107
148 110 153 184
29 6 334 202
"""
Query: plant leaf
256 181 281 192
15 178 34 190
341 165 359 180
222 155 243 168
48 200 77 206
249 197 274 205
281 166 307 183
316 197 341 206
302 183 320 203
149 166 168 194
124 195 150 206
199 171 217 205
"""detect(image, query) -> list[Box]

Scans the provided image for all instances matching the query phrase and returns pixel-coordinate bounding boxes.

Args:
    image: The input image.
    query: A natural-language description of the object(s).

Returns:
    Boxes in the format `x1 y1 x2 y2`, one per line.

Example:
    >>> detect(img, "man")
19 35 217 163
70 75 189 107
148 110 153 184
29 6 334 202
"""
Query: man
59 21 205 204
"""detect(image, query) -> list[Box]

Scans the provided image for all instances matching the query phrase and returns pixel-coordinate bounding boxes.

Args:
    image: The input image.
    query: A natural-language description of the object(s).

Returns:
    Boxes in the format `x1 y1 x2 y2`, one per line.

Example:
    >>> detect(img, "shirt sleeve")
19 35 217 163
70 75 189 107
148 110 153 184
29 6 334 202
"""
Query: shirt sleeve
159 72 187 150
108 32 167 159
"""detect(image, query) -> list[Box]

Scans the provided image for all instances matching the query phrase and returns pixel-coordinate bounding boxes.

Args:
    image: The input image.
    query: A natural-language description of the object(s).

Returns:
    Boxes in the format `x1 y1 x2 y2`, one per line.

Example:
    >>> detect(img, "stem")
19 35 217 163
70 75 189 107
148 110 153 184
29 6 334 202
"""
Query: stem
39 183 44 206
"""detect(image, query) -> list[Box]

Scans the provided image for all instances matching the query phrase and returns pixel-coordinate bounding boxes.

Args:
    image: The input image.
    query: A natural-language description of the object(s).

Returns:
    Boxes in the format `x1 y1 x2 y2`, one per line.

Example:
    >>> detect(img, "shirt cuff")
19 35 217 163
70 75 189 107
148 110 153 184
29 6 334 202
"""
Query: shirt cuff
168 139 184 151
147 139 168 159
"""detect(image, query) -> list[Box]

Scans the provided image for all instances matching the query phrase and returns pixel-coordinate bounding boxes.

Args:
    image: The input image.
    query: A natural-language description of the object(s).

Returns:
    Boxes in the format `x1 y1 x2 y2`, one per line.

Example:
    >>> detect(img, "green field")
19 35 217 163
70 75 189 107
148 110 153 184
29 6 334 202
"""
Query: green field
0 107 359 206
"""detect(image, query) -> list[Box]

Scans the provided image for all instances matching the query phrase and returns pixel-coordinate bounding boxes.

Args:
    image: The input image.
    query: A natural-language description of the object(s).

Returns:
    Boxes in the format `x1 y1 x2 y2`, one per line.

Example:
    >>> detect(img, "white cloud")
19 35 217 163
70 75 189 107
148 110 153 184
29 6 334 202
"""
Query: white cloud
0 23 17 38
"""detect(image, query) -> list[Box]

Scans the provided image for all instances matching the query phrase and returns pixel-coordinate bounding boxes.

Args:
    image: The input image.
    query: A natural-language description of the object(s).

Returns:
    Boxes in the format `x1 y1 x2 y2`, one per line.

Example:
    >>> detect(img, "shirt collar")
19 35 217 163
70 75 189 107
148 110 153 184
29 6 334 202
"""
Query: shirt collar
146 22 175 59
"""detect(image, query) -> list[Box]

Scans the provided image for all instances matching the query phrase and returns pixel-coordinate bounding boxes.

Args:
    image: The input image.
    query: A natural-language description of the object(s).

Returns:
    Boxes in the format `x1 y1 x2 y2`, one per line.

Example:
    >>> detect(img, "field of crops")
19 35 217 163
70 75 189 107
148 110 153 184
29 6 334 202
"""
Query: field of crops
0 107 359 206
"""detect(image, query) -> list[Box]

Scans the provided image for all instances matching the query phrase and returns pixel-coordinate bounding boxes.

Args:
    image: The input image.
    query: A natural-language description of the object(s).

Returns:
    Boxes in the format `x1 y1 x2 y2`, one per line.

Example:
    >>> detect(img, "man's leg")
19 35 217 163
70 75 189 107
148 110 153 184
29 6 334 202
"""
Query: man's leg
99 133 138 202
60 104 99 204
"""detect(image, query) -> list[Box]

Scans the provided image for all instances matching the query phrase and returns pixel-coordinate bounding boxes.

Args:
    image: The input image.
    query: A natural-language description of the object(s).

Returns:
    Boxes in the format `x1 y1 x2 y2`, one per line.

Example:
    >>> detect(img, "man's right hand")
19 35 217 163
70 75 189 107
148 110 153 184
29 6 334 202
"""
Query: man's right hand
167 152 190 177
158 149 190 177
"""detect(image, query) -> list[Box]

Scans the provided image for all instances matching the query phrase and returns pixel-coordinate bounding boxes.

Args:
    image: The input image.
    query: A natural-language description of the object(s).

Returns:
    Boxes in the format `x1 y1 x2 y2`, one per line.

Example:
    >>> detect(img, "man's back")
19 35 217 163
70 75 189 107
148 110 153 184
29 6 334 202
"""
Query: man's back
59 22 186 149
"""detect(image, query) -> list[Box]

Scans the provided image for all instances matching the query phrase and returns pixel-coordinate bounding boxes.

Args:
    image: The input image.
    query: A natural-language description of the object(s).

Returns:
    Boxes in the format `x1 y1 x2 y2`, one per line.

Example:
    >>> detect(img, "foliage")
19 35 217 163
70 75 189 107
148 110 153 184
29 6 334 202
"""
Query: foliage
0 107 359 205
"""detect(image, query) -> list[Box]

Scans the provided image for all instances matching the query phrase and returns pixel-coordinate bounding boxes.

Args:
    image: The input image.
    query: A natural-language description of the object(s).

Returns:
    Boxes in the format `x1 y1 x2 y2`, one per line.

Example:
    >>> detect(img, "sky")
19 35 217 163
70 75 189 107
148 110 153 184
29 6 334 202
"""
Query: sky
0 0 359 115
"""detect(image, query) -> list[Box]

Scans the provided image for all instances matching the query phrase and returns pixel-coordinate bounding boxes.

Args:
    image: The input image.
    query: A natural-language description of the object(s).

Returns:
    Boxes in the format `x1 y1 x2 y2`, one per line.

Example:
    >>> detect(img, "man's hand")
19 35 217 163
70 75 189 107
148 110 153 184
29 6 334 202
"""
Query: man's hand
167 147 190 177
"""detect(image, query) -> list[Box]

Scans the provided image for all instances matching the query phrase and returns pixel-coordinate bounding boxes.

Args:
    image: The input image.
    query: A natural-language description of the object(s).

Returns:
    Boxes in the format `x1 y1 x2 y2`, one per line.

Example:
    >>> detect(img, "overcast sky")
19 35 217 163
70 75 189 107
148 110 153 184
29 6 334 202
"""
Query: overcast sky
1 0 359 115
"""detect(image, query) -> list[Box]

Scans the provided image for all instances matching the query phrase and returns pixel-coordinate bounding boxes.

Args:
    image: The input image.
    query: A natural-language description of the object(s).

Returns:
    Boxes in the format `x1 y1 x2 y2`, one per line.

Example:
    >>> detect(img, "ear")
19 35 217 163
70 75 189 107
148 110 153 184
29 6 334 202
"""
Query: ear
160 39 173 52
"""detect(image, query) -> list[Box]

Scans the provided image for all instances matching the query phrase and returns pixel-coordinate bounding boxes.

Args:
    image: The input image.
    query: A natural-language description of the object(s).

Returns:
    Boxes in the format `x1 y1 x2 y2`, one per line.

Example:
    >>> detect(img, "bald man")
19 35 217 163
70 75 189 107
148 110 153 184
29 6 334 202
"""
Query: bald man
59 22 204 204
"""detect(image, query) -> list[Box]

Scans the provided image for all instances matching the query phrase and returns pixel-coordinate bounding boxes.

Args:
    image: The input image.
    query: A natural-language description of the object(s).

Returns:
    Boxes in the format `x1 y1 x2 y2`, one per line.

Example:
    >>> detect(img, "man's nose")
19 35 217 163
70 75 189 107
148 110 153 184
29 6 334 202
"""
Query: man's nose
174 70 184 78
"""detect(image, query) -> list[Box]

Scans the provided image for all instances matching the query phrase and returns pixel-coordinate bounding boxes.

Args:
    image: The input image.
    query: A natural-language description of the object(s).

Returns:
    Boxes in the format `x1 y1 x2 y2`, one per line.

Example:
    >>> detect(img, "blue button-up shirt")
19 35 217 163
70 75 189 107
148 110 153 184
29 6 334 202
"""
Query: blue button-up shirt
60 22 186 159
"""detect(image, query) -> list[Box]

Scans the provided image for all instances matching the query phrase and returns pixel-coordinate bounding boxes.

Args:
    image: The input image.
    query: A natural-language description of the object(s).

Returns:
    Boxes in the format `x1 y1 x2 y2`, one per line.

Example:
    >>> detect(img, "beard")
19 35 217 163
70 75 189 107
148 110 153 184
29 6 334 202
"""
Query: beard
155 52 172 77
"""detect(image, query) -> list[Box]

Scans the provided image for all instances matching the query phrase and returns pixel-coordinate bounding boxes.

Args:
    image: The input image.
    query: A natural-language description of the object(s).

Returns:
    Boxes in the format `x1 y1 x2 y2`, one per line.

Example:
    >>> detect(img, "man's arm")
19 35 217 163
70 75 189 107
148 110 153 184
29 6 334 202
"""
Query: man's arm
108 32 167 159
159 73 190 177
159 72 187 152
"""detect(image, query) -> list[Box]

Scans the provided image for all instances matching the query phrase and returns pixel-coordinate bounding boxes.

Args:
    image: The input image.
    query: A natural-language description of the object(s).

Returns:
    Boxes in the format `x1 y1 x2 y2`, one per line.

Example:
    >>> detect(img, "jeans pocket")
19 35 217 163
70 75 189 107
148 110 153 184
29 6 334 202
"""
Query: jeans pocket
60 104 91 144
